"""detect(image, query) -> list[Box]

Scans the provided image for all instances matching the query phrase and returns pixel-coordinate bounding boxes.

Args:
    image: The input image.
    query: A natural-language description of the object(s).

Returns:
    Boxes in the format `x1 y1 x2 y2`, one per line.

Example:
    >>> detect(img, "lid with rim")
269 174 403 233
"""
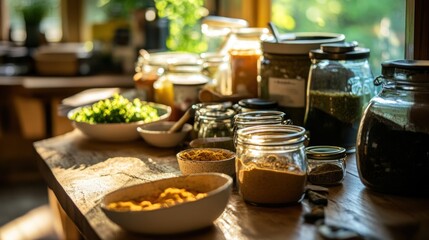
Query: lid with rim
261 32 345 55
309 42 370 60
238 98 278 110
305 146 346 160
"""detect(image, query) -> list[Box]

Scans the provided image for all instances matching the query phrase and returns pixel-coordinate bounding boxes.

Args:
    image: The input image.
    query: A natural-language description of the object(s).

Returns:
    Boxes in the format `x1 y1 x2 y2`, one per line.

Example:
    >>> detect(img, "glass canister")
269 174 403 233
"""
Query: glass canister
235 125 307 206
306 146 347 186
226 27 270 97
197 108 235 138
260 32 345 126
154 62 209 121
356 60 429 196
305 42 377 151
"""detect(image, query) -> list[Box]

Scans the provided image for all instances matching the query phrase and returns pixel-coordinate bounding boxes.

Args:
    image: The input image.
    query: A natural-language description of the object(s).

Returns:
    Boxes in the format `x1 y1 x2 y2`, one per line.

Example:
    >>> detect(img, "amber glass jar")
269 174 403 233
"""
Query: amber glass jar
356 60 429 196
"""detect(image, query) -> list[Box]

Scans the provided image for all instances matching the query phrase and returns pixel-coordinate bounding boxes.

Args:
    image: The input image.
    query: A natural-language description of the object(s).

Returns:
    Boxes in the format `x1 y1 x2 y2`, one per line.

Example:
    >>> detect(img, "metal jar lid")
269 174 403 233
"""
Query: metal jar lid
306 146 347 160
238 98 278 110
261 32 345 55
381 59 429 83
309 42 370 60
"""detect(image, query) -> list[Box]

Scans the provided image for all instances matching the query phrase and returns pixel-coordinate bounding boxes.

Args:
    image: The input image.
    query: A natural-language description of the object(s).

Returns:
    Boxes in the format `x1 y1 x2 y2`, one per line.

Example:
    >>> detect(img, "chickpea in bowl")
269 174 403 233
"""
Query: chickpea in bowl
101 173 233 235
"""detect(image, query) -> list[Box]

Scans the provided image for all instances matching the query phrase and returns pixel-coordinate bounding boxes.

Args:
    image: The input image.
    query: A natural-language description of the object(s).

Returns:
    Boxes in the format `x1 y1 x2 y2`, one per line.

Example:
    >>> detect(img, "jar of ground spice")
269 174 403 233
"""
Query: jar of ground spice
235 125 307 206
306 146 346 186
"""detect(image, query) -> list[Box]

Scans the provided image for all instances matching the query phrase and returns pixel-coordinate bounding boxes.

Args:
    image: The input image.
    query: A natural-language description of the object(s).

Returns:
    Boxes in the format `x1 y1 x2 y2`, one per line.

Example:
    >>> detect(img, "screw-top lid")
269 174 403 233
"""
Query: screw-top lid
309 42 370 60
238 98 278 110
306 146 346 160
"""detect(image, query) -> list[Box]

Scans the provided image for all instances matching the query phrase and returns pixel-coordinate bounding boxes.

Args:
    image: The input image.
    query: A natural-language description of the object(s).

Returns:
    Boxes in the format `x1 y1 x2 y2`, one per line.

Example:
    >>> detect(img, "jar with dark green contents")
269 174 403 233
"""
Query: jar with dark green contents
305 42 377 151
260 32 345 126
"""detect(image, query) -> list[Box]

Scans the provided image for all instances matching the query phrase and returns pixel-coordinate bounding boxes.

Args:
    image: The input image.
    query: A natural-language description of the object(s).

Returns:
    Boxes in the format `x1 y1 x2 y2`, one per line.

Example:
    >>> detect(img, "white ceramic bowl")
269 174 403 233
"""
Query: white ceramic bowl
137 121 192 148
68 102 171 142
177 148 236 177
101 173 233 235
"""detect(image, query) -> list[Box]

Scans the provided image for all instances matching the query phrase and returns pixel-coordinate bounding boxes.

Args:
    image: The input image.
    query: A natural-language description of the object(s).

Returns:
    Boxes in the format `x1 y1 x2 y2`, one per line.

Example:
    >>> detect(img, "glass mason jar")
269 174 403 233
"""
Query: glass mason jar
197 108 235 138
356 60 429 196
305 42 377 152
235 125 307 206
306 146 347 186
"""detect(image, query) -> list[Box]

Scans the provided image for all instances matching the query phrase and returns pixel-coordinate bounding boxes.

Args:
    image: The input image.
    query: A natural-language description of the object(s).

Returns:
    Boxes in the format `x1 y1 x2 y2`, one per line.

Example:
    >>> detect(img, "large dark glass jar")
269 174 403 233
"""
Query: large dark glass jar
356 60 429 196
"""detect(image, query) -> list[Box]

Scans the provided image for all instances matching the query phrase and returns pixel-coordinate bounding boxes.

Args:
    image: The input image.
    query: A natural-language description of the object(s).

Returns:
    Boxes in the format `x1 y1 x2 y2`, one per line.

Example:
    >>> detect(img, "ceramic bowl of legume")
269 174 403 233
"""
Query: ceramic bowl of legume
68 94 171 142
176 148 236 177
101 173 233 235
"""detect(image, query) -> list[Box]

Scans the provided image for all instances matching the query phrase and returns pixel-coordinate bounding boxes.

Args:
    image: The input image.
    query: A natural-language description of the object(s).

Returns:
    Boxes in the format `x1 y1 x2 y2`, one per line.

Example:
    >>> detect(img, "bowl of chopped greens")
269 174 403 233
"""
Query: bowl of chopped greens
68 94 171 142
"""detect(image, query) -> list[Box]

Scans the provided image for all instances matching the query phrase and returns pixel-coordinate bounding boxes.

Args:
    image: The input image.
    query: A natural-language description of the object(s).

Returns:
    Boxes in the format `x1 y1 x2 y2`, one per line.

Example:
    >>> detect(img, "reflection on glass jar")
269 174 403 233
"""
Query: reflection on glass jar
356 60 429 196
235 125 307 206
306 146 346 186
233 110 290 146
197 108 235 138
305 42 377 151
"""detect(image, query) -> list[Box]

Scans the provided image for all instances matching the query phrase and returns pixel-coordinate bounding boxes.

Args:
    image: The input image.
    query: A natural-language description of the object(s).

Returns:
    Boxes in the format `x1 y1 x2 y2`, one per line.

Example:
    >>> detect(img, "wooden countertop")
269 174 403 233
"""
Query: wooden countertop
34 130 429 240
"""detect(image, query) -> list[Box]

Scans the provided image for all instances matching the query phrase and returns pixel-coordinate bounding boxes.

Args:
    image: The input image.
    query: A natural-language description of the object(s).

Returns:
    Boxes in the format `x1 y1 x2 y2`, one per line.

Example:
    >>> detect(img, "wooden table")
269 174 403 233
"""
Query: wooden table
34 130 429 240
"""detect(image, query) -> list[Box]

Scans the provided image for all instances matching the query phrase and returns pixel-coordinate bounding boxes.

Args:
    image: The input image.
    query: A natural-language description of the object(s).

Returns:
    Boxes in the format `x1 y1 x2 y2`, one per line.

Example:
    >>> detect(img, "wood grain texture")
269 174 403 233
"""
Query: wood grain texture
34 130 429 240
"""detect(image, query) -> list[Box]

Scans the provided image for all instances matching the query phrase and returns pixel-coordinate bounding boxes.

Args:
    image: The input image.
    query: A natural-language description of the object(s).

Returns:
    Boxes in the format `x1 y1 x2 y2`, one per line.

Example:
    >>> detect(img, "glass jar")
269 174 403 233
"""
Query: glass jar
260 32 345 126
134 51 201 102
201 16 248 53
154 62 209 121
306 146 347 186
235 125 307 206
356 60 429 196
233 110 287 135
192 102 234 138
197 108 235 138
226 28 269 97
305 42 377 151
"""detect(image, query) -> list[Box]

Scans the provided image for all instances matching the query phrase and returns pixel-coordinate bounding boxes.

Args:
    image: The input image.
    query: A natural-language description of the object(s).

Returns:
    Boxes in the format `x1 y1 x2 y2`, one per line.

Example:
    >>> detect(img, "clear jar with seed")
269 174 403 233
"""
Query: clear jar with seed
306 146 347 186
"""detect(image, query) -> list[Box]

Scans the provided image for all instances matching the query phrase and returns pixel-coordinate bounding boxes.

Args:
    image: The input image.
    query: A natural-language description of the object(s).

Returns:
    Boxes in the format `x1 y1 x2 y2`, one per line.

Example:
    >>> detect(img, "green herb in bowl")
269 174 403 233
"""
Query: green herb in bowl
69 94 160 124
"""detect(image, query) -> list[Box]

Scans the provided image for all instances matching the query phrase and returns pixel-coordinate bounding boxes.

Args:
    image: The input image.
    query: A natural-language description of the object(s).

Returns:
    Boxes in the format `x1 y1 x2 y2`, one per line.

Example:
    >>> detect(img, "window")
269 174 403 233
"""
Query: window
6 0 61 43
270 0 406 75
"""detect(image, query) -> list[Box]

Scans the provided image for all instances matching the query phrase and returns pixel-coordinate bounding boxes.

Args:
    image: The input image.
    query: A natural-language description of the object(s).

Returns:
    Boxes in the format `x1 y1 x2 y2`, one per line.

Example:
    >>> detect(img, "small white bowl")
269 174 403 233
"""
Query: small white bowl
101 173 233 235
68 102 171 142
177 148 236 177
137 121 192 148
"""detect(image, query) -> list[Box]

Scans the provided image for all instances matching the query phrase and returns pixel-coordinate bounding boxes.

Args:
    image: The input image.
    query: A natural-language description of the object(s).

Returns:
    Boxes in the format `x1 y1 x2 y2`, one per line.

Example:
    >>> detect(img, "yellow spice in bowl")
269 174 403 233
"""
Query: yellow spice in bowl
107 187 207 211
179 149 233 161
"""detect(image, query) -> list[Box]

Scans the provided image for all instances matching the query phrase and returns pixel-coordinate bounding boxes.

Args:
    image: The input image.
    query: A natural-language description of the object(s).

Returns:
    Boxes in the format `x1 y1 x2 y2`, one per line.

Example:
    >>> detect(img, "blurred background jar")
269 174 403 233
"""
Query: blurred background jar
134 51 200 102
201 16 248 53
192 102 234 139
225 27 270 97
235 125 307 206
304 42 377 152
154 62 209 121
356 60 429 196
200 52 231 96
260 32 345 126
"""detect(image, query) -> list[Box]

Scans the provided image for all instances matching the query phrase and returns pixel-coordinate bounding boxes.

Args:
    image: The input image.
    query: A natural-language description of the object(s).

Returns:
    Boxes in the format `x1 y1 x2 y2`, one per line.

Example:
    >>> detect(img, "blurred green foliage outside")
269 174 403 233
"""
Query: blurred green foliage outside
271 0 406 75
